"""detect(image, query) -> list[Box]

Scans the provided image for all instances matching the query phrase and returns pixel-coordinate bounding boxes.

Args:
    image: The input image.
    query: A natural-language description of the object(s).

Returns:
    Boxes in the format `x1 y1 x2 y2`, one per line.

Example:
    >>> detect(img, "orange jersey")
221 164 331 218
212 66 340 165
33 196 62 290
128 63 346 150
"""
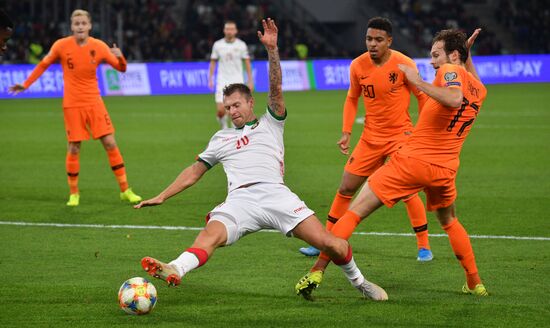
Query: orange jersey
344 50 426 142
23 36 127 107
399 64 488 171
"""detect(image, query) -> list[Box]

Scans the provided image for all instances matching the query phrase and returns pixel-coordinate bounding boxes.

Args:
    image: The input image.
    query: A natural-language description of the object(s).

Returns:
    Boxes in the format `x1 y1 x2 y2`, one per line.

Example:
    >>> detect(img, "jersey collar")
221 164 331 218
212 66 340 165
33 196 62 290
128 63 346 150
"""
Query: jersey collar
235 118 258 130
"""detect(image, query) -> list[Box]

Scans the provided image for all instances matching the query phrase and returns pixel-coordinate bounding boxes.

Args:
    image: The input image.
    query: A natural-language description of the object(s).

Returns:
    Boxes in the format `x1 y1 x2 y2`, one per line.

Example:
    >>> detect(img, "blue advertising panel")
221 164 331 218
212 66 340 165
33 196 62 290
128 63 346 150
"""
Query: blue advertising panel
1 55 548 99
472 54 550 84
0 64 65 98
312 59 352 90
147 62 211 95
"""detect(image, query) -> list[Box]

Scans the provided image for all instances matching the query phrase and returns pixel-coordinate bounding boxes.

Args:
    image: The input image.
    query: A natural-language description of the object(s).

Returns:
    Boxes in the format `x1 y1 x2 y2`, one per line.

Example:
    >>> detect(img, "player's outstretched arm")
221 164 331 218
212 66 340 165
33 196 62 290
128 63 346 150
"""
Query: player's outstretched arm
258 18 285 117
465 28 481 81
134 161 209 209
398 64 463 108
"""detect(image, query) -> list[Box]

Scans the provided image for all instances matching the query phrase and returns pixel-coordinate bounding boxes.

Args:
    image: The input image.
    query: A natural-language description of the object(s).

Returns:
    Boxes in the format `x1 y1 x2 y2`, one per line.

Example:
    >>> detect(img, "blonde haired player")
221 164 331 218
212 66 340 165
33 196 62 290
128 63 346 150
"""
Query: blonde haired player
10 9 141 206
208 21 254 129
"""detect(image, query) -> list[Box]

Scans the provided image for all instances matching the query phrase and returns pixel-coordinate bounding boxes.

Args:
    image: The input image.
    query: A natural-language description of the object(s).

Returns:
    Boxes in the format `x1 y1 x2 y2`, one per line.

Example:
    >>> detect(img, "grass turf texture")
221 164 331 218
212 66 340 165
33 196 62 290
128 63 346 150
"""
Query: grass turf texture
1 84 549 327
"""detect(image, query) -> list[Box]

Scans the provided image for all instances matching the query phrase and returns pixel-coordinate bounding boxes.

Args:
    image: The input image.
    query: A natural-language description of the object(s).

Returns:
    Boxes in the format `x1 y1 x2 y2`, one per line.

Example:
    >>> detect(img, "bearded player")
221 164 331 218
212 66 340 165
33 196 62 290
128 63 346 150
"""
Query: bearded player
296 28 488 299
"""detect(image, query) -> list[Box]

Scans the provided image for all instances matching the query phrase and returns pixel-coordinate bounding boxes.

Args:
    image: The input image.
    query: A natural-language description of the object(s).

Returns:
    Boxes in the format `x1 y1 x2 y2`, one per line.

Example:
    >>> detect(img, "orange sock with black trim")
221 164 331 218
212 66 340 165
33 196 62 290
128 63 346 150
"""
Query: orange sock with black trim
326 192 353 231
442 217 481 289
107 147 128 192
404 194 430 250
66 152 80 194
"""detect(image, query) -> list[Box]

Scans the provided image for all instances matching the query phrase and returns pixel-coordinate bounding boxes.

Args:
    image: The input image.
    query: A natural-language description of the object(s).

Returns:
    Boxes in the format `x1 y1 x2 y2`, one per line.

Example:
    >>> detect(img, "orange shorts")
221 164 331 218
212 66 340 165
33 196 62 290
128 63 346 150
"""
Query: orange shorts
63 99 114 142
345 136 407 177
368 152 457 211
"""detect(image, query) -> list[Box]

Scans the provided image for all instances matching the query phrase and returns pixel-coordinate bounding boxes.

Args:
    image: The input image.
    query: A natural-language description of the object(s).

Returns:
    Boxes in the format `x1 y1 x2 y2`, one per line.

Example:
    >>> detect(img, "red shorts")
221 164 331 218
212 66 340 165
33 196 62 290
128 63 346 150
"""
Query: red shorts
63 99 114 142
368 152 457 211
345 135 407 177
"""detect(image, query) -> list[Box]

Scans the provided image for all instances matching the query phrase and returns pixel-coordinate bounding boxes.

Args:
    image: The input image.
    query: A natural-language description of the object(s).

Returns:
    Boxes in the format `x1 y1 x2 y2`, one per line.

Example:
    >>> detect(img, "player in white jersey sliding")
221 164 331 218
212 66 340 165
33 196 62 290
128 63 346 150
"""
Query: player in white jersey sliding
135 18 387 301
209 21 254 129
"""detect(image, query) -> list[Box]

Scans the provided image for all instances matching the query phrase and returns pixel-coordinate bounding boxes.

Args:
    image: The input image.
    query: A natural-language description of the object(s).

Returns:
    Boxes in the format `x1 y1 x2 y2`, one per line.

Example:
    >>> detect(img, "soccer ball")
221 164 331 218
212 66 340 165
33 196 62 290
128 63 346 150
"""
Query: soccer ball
118 277 157 315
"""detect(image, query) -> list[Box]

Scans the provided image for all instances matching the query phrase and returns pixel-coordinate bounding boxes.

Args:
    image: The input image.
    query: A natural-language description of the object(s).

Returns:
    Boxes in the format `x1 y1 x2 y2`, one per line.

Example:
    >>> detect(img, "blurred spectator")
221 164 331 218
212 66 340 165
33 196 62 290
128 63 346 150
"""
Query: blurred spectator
496 0 549 54
379 0 503 55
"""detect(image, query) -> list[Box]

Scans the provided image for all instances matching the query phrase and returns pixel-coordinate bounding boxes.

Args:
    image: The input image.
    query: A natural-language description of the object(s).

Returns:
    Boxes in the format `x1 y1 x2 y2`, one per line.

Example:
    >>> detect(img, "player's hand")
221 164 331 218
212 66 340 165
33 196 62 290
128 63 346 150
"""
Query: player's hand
208 78 214 90
398 64 421 86
9 84 26 95
337 132 351 155
257 18 278 50
134 196 164 209
110 43 123 58
467 28 482 51
247 81 254 92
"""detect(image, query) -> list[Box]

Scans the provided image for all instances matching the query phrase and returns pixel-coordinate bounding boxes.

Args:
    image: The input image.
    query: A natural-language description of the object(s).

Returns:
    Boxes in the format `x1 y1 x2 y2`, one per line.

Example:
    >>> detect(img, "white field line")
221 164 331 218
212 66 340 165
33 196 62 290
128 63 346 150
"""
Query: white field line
1 220 549 241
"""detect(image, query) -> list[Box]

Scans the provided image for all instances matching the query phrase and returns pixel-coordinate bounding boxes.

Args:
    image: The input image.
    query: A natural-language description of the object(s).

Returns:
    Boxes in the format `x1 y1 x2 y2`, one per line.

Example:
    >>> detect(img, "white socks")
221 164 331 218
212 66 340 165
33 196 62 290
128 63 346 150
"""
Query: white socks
169 251 200 277
338 257 365 287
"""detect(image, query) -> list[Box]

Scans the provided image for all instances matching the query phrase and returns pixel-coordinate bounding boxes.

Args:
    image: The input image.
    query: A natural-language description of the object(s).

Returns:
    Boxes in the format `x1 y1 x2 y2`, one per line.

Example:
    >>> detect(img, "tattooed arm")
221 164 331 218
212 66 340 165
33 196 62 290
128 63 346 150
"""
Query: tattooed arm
258 18 285 117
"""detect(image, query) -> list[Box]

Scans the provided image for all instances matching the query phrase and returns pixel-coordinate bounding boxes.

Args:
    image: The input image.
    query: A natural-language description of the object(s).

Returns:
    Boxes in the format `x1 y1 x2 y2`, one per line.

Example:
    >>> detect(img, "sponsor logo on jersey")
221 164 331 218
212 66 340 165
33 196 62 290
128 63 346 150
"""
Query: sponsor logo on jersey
293 206 307 213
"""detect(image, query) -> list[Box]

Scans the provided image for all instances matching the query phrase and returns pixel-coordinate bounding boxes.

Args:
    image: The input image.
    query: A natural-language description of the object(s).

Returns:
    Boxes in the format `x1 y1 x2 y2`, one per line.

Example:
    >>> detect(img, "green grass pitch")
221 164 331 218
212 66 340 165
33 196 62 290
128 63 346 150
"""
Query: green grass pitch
0 84 549 327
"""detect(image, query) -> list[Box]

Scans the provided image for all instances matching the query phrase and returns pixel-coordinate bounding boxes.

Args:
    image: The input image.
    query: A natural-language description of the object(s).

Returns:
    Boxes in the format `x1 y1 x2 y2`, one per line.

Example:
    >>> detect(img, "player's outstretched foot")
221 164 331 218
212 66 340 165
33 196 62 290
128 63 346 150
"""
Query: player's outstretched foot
417 248 433 262
120 188 142 204
298 246 320 257
295 270 323 300
462 283 488 296
66 193 80 206
141 257 181 287
355 279 388 301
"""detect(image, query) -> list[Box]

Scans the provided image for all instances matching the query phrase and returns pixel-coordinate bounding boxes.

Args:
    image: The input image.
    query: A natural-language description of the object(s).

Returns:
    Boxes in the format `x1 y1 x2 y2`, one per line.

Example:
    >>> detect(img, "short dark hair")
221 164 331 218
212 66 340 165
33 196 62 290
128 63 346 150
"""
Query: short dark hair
367 17 392 36
223 83 252 100
432 29 468 63
0 9 14 29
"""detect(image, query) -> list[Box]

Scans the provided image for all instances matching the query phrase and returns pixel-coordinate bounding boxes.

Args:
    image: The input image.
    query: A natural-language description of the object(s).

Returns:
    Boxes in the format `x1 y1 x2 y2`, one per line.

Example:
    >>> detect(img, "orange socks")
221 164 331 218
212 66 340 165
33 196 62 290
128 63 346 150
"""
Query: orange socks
443 218 481 289
318 210 363 262
404 194 430 250
107 147 128 192
66 152 80 194
327 192 353 231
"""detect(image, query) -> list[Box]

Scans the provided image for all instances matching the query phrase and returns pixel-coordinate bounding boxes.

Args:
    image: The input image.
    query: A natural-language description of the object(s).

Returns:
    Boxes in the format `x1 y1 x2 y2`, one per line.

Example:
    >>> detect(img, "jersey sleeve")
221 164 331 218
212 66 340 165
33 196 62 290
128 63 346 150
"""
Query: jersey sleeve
100 40 127 72
22 40 61 89
241 42 250 59
343 61 361 133
210 43 219 60
197 134 220 169
436 64 464 89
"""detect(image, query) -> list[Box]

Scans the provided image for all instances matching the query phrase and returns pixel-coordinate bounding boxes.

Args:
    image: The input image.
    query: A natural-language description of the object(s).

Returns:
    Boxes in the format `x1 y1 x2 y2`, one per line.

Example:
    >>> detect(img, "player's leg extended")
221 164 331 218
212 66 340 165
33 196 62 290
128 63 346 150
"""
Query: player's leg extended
142 220 228 286
293 215 387 301
299 170 366 256
436 204 487 296
403 194 433 261
309 181 384 272
99 134 141 203
66 141 81 206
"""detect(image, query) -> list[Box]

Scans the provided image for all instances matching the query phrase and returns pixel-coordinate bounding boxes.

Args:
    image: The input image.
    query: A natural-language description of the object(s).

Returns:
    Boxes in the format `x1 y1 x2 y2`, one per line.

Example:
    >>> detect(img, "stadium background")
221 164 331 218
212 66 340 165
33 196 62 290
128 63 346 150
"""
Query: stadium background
0 1 549 327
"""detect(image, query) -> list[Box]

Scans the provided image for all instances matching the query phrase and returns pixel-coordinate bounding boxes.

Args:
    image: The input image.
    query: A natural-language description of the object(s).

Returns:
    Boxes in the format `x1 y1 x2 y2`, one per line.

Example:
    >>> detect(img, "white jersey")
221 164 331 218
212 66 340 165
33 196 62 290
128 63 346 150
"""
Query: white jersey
210 38 250 85
198 107 286 192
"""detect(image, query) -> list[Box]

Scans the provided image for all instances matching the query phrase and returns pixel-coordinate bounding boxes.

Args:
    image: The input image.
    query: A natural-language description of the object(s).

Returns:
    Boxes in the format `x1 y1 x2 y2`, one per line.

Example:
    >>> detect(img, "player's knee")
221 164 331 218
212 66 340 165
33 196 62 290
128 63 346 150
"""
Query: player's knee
338 183 357 196
67 142 81 154
318 234 343 254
